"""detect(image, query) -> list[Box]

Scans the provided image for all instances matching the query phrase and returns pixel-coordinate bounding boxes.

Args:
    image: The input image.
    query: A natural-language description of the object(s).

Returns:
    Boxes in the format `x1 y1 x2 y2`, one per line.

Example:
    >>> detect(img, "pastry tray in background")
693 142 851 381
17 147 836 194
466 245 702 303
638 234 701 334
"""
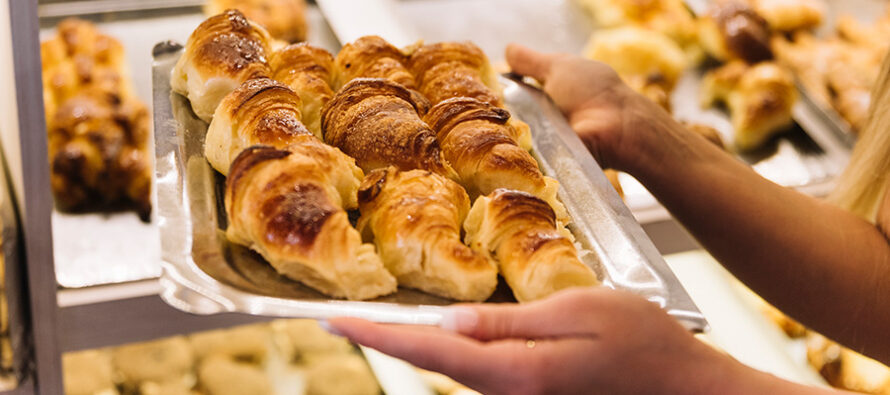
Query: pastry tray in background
39 3 340 288
152 43 707 332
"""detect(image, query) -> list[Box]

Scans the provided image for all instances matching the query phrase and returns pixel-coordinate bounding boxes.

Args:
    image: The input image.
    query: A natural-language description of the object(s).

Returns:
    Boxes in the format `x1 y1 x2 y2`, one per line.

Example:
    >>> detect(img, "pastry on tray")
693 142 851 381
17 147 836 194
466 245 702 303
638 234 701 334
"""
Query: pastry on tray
358 168 498 301
205 0 308 44
333 35 416 90
269 43 336 139
698 0 774 64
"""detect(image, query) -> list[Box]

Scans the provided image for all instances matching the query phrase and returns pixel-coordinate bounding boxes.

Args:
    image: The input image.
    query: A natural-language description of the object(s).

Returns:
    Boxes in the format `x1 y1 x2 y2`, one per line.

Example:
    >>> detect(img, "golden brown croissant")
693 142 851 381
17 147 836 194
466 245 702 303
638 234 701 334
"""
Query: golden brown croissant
225 143 396 300
407 41 503 107
205 0 308 43
357 168 498 301
205 78 311 175
321 78 455 177
333 35 416 89
464 189 598 302
750 0 824 33
702 60 796 150
698 1 774 63
172 9 273 122
423 97 566 222
269 43 336 139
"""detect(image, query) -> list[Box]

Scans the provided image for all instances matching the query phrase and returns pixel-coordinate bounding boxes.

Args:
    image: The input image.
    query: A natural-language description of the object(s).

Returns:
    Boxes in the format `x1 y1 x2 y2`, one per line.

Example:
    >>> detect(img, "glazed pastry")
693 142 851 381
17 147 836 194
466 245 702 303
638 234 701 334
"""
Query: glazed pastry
750 0 825 32
464 189 598 302
583 26 688 110
205 78 311 175
407 41 504 107
321 78 455 176
205 0 308 43
172 9 272 122
702 60 797 150
357 168 498 301
269 43 336 138
333 35 416 89
698 1 774 63
225 144 396 300
423 97 566 222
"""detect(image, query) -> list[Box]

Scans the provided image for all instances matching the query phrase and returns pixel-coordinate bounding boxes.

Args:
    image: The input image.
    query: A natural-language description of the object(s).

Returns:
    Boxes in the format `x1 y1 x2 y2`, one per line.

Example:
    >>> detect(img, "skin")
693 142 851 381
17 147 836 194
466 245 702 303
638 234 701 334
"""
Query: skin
330 44 890 394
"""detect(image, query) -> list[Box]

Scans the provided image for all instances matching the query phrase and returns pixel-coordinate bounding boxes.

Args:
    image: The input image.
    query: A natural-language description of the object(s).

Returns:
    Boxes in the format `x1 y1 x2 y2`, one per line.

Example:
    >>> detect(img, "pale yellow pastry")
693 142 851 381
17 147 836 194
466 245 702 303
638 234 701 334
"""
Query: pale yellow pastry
62 350 118 395
358 168 498 301
750 0 825 32
269 43 336 138
271 319 353 363
198 356 274 395
189 323 271 364
304 354 381 395
111 336 194 385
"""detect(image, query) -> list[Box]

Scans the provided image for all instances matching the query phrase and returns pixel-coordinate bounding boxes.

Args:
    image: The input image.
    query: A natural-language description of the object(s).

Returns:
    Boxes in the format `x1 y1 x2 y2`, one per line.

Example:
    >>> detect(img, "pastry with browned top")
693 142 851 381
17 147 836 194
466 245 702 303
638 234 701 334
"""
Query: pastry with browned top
699 0 774 64
321 78 455 177
333 35 416 89
269 43 336 139
407 41 503 107
357 168 498 301
464 189 598 302
205 77 311 175
424 97 566 222
172 9 272 122
205 0 308 43
225 143 396 300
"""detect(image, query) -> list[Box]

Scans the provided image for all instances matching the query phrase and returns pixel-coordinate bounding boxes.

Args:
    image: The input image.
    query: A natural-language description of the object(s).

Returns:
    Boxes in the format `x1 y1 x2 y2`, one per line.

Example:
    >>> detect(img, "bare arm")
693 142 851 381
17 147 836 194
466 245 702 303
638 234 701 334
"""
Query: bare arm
506 44 890 364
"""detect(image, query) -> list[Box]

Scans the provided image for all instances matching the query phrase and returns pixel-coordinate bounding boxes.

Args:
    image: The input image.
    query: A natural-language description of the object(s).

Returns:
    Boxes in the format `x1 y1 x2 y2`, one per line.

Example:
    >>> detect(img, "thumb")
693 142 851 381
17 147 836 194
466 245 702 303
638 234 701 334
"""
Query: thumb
506 43 559 83
440 288 609 341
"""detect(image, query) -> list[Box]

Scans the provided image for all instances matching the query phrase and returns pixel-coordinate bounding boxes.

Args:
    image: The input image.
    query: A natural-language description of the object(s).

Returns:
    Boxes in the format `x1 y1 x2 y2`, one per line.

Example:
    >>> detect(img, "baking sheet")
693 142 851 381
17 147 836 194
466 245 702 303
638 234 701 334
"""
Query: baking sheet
152 43 706 331
41 5 340 288
384 0 850 215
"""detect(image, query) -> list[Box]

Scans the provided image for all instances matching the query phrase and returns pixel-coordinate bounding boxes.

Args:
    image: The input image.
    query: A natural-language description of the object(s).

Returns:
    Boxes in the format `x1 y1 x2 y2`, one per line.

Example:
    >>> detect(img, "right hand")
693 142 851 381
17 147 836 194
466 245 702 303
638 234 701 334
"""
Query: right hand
506 44 681 175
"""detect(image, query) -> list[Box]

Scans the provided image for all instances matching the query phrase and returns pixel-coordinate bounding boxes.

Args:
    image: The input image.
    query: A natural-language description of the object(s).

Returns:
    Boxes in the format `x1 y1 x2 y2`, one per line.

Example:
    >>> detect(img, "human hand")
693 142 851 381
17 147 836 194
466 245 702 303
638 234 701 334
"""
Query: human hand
328 289 752 395
506 44 683 175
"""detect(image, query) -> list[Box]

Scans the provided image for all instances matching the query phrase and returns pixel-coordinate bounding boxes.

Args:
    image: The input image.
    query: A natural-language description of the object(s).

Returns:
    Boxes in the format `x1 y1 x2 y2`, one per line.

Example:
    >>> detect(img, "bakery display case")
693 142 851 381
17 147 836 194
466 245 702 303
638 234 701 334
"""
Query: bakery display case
0 0 885 393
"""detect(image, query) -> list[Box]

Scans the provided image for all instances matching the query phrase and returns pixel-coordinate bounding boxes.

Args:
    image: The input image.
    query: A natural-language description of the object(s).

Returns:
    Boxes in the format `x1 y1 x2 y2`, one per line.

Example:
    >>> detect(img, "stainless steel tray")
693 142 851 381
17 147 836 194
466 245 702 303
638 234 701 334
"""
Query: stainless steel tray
152 43 707 331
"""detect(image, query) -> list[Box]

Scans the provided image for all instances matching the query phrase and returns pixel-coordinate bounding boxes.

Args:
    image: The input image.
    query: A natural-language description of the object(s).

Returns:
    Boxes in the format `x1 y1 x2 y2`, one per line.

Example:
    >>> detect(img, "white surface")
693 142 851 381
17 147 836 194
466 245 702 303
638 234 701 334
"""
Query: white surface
665 250 827 387
317 0 415 47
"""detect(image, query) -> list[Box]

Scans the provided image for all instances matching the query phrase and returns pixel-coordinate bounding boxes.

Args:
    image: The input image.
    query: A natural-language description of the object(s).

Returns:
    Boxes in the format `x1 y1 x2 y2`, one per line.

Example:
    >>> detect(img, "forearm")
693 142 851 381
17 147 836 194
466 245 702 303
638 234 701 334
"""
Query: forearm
628 107 890 363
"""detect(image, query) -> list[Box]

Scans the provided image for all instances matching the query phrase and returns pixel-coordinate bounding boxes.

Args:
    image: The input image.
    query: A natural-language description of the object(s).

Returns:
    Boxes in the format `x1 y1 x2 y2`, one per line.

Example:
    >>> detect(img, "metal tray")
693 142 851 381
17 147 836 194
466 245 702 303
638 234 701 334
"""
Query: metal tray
152 43 707 331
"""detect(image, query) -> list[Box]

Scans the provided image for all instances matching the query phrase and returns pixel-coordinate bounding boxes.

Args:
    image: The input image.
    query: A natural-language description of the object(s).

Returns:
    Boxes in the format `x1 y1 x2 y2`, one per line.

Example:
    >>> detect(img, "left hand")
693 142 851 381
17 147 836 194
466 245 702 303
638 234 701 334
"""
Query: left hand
328 289 754 395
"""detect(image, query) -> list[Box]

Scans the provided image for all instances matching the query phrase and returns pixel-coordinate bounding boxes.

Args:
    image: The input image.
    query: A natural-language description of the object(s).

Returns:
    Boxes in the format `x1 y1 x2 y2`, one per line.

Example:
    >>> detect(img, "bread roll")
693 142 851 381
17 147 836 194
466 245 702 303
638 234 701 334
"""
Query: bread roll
225 144 396 300
321 78 455 177
269 43 336 138
464 189 598 302
172 9 272 122
205 77 311 175
358 168 498 301
334 35 416 89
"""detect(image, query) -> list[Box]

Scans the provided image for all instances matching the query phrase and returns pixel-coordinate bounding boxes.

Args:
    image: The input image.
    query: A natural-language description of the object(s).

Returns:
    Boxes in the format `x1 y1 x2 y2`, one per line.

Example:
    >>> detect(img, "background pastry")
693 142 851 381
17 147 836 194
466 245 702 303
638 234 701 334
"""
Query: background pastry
407 41 504 108
205 0 308 44
333 35 416 89
171 9 272 122
698 0 774 63
358 168 498 301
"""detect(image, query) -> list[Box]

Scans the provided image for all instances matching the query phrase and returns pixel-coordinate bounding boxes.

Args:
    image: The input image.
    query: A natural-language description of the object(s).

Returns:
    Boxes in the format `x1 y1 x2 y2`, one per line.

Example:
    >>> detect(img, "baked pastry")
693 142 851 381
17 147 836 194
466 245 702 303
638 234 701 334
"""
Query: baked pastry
205 78 311 175
583 26 688 110
357 168 498 301
62 350 117 395
225 143 396 300
407 41 504 107
48 91 152 219
198 355 274 395
269 43 336 138
321 78 455 177
172 9 273 122
111 336 195 385
702 60 797 150
189 323 270 364
271 319 353 363
464 189 598 302
423 97 566 222
304 354 381 395
698 1 774 63
205 0 308 43
750 0 824 32
333 35 416 89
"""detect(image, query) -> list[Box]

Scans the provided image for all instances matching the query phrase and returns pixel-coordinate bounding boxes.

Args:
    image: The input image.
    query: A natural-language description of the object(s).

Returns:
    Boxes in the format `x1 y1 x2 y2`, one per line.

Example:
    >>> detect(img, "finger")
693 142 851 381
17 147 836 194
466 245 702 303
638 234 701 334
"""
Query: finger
506 43 559 83
443 288 621 341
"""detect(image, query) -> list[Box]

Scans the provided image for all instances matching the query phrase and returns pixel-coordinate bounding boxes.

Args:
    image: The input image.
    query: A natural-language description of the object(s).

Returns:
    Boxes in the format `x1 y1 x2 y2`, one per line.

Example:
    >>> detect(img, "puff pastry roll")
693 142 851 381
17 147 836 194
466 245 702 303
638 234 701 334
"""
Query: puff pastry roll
205 78 311 175
225 143 396 300
407 41 503 107
321 78 455 177
172 9 273 122
465 189 598 302
269 43 336 139
333 35 416 89
357 168 498 301
424 97 566 221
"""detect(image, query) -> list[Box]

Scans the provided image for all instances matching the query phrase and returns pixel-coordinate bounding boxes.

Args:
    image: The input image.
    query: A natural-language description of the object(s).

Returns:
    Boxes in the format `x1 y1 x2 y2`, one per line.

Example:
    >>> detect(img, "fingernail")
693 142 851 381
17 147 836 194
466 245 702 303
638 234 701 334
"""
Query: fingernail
440 307 478 333
318 319 343 337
